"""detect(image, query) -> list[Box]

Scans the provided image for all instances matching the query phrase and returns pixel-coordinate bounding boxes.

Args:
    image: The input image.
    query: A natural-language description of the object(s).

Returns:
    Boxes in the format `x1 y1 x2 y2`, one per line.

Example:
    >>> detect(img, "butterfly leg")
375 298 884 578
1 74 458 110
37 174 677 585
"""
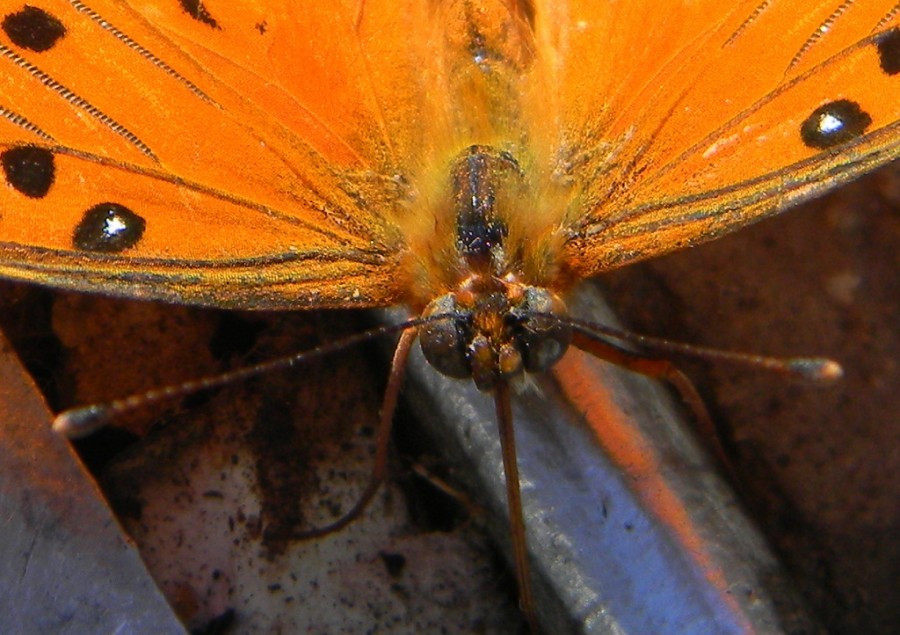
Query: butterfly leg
276 326 417 540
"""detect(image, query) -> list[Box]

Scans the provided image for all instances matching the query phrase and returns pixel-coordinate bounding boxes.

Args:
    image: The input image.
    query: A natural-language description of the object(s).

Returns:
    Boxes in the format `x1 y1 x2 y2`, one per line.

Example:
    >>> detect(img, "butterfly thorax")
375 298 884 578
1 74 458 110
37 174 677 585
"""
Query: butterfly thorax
417 145 571 392
451 145 521 276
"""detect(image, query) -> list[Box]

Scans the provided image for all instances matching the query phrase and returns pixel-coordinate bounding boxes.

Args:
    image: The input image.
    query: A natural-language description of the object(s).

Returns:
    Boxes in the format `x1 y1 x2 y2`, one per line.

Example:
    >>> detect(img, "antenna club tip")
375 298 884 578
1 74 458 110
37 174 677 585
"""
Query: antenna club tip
787 358 844 383
52 405 109 438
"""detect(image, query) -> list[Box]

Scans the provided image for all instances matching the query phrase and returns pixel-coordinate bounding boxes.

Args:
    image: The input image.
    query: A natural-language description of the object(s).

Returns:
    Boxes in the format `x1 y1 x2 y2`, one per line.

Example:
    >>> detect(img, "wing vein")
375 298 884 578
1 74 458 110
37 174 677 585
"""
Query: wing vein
0 105 55 142
69 0 216 105
787 0 858 72
0 43 157 160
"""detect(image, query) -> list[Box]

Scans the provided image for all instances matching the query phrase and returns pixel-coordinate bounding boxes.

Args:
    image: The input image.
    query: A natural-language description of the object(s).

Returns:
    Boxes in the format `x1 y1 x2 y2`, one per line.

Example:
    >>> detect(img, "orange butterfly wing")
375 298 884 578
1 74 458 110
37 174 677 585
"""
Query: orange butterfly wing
0 0 450 309
0 0 899 310
537 1 900 277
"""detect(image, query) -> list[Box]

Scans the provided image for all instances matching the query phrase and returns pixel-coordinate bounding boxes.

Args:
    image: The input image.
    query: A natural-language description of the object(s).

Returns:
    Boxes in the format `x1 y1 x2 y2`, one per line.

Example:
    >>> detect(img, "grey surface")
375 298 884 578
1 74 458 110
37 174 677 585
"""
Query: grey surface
390 283 819 634
0 335 187 635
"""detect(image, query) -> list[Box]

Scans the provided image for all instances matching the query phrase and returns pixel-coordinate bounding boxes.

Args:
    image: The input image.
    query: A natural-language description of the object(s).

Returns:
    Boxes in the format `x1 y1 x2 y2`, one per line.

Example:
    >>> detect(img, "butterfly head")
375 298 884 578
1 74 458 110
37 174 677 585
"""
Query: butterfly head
419 274 571 392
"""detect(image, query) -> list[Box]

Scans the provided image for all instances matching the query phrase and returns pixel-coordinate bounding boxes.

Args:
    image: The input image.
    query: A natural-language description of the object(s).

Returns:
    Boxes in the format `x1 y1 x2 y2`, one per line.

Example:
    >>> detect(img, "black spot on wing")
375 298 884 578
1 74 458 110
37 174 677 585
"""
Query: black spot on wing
2 5 66 52
178 0 221 30
876 28 900 76
1 145 55 198
74 203 146 252
800 100 872 150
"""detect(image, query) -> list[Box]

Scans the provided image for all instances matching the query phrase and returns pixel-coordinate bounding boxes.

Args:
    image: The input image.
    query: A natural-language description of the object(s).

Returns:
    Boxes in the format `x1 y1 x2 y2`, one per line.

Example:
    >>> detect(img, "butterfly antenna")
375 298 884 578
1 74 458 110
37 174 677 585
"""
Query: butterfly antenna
53 316 436 438
536 313 843 383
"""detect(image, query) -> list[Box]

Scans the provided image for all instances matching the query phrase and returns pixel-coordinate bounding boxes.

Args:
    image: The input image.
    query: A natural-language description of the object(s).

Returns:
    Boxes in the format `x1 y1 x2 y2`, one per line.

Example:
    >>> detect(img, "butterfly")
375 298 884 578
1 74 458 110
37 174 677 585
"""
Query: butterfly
1 0 899 632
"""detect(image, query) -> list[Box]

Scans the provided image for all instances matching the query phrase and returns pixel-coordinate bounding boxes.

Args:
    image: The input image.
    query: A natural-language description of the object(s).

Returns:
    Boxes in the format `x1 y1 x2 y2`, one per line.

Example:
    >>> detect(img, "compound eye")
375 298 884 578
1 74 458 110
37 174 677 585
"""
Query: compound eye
513 288 572 373
420 294 472 379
